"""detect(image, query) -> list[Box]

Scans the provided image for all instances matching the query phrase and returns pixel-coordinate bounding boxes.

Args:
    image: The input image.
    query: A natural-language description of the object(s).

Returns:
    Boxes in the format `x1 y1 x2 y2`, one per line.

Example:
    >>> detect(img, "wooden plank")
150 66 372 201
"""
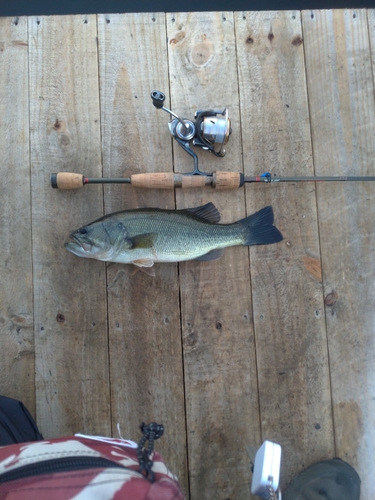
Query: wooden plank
167 12 260 499
370 10 375 69
235 10 335 489
0 17 34 412
97 13 188 494
29 15 111 437
303 9 375 498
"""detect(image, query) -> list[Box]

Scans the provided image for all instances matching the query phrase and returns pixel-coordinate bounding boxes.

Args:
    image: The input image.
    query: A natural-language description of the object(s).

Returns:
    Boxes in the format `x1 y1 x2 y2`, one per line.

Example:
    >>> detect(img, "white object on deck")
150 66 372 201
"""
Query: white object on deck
251 440 282 499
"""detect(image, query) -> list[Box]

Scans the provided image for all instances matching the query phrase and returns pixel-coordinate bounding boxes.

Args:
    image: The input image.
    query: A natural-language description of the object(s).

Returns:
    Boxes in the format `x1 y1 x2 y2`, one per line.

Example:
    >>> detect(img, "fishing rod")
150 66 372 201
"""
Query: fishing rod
51 90 375 190
51 171 375 190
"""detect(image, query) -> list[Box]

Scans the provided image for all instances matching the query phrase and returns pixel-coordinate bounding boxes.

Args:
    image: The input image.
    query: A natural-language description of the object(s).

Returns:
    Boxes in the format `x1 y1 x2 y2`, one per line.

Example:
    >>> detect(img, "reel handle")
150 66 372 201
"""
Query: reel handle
151 90 165 109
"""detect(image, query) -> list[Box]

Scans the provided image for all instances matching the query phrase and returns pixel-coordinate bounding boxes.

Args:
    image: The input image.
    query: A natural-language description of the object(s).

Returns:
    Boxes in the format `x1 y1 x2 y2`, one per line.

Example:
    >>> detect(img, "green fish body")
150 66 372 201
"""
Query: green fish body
65 203 282 272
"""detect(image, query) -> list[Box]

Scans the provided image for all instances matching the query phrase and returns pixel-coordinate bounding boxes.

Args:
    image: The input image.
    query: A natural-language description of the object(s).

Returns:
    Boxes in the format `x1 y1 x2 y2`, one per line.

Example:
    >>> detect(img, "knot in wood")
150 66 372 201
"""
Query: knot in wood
191 42 213 66
292 36 303 46
56 313 65 323
185 332 198 347
324 290 338 306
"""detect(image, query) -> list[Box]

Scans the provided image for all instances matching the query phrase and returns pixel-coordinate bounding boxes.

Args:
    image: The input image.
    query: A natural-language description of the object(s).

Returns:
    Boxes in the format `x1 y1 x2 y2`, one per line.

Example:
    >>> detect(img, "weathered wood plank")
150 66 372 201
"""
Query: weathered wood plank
235 10 335 490
0 17 34 412
29 15 111 437
303 9 375 498
368 10 375 90
98 13 188 493
167 12 260 499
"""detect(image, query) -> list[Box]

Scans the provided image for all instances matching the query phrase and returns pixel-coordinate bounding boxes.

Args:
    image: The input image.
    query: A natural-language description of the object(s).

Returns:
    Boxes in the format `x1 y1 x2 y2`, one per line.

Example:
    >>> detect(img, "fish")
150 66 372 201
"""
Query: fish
65 203 283 275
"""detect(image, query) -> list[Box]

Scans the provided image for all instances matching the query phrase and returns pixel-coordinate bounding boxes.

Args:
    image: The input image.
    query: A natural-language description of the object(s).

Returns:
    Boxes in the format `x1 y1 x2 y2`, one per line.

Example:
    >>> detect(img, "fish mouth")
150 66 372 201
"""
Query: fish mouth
69 233 82 245
65 234 91 257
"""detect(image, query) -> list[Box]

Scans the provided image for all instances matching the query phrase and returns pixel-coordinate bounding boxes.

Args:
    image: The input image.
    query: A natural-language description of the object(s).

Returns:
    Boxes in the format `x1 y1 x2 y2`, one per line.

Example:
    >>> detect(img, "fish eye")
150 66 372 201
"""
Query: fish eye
79 227 88 234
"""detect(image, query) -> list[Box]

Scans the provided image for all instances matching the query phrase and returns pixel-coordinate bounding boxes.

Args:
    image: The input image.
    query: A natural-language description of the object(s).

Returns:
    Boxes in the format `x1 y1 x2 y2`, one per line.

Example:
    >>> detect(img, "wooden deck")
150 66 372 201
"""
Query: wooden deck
1 9 375 498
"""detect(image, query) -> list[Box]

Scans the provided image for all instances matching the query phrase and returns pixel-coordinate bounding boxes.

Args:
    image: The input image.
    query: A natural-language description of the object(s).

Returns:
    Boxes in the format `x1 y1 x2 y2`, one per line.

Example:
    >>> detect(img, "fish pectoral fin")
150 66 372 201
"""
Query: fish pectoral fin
184 202 221 223
193 248 225 261
129 233 157 249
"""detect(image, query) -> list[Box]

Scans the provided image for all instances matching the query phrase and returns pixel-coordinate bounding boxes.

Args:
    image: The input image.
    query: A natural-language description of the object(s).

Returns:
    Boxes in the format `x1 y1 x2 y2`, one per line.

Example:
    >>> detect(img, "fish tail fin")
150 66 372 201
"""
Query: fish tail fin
239 206 283 246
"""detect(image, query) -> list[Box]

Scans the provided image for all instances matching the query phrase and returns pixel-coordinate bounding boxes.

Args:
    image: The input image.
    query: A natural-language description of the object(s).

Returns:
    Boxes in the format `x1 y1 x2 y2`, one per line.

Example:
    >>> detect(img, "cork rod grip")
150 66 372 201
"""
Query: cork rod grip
130 172 175 189
51 172 85 189
130 172 241 189
213 171 242 189
130 172 211 189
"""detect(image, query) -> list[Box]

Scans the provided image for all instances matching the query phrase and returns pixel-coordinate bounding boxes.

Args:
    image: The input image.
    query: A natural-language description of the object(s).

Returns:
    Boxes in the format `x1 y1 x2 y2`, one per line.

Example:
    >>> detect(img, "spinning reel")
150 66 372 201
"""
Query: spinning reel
151 90 231 175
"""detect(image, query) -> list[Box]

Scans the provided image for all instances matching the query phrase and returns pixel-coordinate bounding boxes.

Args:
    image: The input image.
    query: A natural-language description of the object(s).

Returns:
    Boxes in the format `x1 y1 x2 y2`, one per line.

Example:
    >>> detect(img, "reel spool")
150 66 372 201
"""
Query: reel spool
151 90 231 174
193 108 231 157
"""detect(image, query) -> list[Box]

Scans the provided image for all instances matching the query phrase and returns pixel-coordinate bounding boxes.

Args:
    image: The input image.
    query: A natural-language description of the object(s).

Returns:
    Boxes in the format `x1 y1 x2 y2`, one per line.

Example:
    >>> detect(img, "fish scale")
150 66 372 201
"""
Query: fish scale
111 211 242 261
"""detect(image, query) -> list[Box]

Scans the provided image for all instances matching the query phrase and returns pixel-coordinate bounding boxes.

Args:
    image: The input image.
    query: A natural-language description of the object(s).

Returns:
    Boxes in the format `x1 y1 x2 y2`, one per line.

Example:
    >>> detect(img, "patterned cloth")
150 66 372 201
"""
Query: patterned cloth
0 435 184 499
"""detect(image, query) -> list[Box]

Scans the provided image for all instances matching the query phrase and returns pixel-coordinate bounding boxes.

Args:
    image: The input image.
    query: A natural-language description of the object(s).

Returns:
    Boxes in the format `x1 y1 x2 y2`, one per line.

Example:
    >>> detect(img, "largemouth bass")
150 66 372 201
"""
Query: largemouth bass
65 203 282 273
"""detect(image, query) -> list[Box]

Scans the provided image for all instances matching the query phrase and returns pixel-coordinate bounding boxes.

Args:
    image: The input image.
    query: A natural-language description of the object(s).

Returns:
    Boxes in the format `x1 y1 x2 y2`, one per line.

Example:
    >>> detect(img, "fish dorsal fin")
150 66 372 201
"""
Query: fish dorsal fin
129 233 157 249
184 202 221 223
193 248 225 261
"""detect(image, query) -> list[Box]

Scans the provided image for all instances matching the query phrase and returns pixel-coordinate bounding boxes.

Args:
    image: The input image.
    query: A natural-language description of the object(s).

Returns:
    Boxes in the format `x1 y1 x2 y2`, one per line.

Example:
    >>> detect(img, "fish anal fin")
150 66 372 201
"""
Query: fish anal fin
193 248 225 261
184 202 221 223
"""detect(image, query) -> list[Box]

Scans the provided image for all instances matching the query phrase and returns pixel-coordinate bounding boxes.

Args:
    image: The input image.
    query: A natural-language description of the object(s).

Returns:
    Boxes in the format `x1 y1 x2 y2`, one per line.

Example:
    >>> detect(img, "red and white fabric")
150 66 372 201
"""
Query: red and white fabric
0 434 184 499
